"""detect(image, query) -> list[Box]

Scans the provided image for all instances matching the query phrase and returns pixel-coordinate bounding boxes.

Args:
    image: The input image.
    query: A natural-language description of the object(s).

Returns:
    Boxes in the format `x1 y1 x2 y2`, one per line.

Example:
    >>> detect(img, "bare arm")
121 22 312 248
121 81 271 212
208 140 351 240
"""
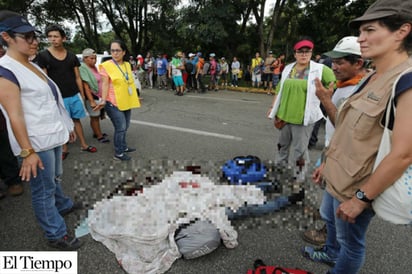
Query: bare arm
74 66 85 99
0 78 44 181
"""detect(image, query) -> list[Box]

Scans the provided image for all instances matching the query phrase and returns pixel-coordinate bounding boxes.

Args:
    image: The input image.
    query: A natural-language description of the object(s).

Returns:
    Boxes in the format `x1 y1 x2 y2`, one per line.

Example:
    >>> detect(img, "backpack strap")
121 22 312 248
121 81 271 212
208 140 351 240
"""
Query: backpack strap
0 65 20 88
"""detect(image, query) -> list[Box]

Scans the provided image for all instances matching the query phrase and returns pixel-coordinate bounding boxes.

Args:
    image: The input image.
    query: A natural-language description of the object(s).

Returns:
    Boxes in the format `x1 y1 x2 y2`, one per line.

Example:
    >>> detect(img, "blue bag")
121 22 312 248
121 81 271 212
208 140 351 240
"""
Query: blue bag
222 155 267 184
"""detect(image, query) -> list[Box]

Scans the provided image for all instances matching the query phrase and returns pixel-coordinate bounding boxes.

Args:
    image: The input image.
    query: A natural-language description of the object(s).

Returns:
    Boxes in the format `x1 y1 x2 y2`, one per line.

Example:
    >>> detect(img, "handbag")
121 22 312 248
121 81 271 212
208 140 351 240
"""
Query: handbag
372 68 412 225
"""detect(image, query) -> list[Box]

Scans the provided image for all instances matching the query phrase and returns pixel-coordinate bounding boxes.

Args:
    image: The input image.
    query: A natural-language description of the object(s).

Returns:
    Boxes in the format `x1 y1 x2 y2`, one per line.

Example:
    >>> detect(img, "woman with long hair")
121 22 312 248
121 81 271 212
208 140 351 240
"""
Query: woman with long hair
100 40 140 161
302 0 412 273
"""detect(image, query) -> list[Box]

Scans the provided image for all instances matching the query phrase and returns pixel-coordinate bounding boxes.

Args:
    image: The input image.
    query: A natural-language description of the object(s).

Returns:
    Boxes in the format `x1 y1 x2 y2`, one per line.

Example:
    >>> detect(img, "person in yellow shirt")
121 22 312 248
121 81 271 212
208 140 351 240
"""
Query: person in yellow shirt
250 52 263 88
100 40 140 161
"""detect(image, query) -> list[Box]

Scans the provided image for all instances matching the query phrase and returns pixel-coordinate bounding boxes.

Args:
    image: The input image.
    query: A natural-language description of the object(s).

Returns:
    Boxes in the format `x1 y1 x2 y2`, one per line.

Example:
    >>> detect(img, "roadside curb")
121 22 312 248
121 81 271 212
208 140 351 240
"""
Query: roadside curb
225 86 274 95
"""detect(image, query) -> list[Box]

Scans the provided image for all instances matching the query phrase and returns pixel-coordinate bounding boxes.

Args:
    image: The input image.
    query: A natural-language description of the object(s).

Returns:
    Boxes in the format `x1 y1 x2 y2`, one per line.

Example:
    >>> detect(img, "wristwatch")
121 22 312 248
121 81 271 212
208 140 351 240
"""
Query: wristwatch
355 189 374 203
20 148 35 158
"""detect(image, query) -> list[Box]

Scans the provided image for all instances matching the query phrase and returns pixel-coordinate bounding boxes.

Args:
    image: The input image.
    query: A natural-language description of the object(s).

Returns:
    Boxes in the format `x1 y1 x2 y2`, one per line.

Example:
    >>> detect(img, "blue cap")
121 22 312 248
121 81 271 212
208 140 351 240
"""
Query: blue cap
197 52 202 57
0 15 38 33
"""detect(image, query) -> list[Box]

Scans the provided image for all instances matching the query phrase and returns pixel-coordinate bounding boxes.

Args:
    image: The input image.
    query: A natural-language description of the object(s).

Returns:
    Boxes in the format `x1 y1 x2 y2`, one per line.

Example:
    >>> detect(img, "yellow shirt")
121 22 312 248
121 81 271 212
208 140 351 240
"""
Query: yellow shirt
100 60 140 111
251 57 262 69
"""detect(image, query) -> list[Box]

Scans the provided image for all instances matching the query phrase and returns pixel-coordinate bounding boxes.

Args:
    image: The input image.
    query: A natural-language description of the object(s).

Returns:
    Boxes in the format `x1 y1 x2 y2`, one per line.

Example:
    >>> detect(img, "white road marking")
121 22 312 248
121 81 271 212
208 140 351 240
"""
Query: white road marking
130 120 243 141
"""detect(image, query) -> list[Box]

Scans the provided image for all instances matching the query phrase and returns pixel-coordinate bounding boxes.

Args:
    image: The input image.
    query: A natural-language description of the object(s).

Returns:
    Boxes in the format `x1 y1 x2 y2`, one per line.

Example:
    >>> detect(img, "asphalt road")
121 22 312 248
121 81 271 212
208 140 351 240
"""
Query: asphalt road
1 87 411 274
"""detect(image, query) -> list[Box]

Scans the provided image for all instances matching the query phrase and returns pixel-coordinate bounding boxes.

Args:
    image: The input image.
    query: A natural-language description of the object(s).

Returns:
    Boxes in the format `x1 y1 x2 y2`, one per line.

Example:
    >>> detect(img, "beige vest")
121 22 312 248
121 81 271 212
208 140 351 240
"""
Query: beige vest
322 58 412 201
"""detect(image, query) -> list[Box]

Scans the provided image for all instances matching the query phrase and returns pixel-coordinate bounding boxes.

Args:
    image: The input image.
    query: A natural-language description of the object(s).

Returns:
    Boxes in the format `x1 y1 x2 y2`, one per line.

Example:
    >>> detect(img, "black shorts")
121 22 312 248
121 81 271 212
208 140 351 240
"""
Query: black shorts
263 73 273 82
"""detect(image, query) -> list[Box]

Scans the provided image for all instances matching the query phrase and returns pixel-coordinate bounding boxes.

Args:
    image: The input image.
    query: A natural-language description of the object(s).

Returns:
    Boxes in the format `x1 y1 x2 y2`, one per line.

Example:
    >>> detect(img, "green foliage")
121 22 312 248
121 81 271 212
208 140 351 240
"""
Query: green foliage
6 0 379 62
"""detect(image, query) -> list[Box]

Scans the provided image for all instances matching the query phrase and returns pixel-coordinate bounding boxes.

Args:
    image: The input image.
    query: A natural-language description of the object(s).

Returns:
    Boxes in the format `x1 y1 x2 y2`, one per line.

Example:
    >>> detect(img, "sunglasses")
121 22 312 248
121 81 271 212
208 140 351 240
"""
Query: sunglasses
14 32 38 44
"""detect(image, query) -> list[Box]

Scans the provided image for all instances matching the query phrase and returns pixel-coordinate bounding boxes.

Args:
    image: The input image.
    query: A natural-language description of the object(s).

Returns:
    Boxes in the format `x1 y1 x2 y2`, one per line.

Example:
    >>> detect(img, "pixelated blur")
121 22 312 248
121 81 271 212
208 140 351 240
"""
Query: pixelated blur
71 158 323 231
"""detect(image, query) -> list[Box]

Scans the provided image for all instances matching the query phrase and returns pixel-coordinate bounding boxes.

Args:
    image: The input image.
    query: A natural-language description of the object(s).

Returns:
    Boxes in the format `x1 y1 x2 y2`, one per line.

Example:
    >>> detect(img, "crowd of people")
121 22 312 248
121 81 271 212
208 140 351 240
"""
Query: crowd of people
125 50 286 95
1 1 412 274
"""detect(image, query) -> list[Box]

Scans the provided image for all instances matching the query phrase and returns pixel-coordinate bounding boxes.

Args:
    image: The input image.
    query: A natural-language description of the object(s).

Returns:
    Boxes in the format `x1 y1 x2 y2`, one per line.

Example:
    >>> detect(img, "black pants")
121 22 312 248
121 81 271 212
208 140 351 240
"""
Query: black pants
187 74 197 90
197 74 206 92
0 129 21 186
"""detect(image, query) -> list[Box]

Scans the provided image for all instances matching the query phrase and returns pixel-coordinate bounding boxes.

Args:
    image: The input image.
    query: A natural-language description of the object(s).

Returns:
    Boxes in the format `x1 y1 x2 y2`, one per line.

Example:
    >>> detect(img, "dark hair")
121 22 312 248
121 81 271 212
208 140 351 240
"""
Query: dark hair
378 15 412 53
342 54 363 65
110 39 129 61
45 24 66 38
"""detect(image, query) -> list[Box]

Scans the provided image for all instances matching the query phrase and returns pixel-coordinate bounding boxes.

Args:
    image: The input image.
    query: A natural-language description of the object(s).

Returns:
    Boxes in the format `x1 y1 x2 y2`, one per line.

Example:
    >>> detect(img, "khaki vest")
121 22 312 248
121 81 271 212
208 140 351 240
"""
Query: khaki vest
322 59 412 201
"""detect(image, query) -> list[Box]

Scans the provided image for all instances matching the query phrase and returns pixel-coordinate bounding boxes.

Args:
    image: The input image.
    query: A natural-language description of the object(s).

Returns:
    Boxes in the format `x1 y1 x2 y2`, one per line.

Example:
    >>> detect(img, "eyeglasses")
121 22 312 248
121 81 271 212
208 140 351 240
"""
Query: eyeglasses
295 50 312 55
14 32 38 44
110 49 123 53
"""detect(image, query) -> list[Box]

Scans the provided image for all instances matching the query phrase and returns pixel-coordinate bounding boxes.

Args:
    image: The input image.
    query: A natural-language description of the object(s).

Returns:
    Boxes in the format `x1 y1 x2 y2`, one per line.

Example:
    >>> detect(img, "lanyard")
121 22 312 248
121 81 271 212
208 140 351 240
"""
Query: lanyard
113 60 129 82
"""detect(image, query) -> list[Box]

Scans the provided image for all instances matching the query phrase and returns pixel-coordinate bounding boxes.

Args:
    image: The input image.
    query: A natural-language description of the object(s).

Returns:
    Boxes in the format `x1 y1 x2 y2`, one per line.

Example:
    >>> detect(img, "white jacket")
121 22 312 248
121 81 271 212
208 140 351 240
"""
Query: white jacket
88 171 266 274
0 55 73 155
268 60 324 125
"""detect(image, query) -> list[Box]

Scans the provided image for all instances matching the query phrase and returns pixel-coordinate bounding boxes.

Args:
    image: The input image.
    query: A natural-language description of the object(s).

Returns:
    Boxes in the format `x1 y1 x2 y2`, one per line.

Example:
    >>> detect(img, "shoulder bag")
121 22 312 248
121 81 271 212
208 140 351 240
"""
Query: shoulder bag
372 68 412 225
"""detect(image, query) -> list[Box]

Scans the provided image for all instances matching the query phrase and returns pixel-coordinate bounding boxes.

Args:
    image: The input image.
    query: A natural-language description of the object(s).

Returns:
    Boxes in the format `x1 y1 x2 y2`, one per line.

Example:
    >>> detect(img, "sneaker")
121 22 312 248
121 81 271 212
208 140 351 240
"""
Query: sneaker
303 224 327 246
8 184 24 196
48 235 83 251
301 245 336 266
113 154 131 161
60 201 84 216
124 147 136 153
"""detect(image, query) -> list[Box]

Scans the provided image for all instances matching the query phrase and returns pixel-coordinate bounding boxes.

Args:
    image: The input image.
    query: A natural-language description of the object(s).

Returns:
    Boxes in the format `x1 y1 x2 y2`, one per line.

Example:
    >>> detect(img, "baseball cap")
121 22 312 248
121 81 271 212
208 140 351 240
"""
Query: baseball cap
323 36 361 58
294 40 314 51
350 0 412 28
188 53 195 57
0 13 39 33
269 51 273 54
82 48 96 57
209 53 216 57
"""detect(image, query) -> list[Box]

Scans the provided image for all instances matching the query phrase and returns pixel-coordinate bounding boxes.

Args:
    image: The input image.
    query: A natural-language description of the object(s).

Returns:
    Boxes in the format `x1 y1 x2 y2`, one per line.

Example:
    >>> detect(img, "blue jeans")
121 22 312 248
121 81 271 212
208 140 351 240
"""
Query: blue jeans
105 102 131 155
320 190 375 274
232 74 238 86
30 146 73 240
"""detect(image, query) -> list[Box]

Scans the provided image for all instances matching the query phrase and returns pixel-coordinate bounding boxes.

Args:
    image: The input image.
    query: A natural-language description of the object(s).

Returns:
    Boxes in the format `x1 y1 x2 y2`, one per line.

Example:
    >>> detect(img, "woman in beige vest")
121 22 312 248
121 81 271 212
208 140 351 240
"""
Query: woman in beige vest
301 1 412 273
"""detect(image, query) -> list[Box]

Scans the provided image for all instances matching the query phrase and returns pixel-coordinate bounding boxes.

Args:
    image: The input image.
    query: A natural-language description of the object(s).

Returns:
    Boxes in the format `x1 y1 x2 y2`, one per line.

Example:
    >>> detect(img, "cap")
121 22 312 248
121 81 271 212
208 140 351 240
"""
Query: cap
221 57 225 60
350 0 412 28
323 36 361 58
188 53 195 57
197 52 202 57
137 54 142 58
294 40 314 50
209 53 215 57
268 51 273 54
82 48 96 57
175 51 183 57
0 14 38 33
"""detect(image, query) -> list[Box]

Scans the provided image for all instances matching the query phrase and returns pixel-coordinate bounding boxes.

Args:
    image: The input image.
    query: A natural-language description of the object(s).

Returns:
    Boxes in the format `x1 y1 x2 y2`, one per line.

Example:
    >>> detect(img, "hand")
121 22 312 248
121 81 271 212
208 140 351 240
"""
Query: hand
336 197 369 223
266 106 273 118
92 100 105 111
315 78 334 102
312 163 325 185
68 131 77 143
19 153 44 182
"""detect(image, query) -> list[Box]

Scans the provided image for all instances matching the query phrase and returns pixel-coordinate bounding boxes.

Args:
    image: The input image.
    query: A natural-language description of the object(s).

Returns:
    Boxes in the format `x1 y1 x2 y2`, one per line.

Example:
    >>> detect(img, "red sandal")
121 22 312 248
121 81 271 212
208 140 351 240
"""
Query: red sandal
81 146 97 153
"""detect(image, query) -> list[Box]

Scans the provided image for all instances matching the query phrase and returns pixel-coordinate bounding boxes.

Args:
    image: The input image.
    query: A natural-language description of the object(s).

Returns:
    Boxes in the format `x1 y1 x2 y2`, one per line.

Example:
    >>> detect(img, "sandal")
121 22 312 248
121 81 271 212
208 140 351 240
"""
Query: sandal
81 146 97 153
62 152 69 160
93 133 108 139
98 136 110 143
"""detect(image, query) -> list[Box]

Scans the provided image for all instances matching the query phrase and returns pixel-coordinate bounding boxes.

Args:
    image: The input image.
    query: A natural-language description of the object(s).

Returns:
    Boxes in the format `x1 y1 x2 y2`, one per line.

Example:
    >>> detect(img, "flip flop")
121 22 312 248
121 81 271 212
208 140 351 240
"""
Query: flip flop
81 146 97 153
62 152 69 160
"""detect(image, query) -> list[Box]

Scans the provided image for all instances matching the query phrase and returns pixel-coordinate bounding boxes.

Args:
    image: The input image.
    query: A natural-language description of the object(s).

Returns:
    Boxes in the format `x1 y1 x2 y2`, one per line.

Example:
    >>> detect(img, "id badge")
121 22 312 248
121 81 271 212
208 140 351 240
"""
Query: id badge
128 86 133 95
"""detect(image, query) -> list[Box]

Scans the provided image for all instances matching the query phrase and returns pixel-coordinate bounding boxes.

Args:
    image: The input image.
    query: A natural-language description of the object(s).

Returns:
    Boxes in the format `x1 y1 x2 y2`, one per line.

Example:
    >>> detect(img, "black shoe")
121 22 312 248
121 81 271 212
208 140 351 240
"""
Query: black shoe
48 235 83 251
289 189 305 204
124 147 136 153
60 201 83 216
